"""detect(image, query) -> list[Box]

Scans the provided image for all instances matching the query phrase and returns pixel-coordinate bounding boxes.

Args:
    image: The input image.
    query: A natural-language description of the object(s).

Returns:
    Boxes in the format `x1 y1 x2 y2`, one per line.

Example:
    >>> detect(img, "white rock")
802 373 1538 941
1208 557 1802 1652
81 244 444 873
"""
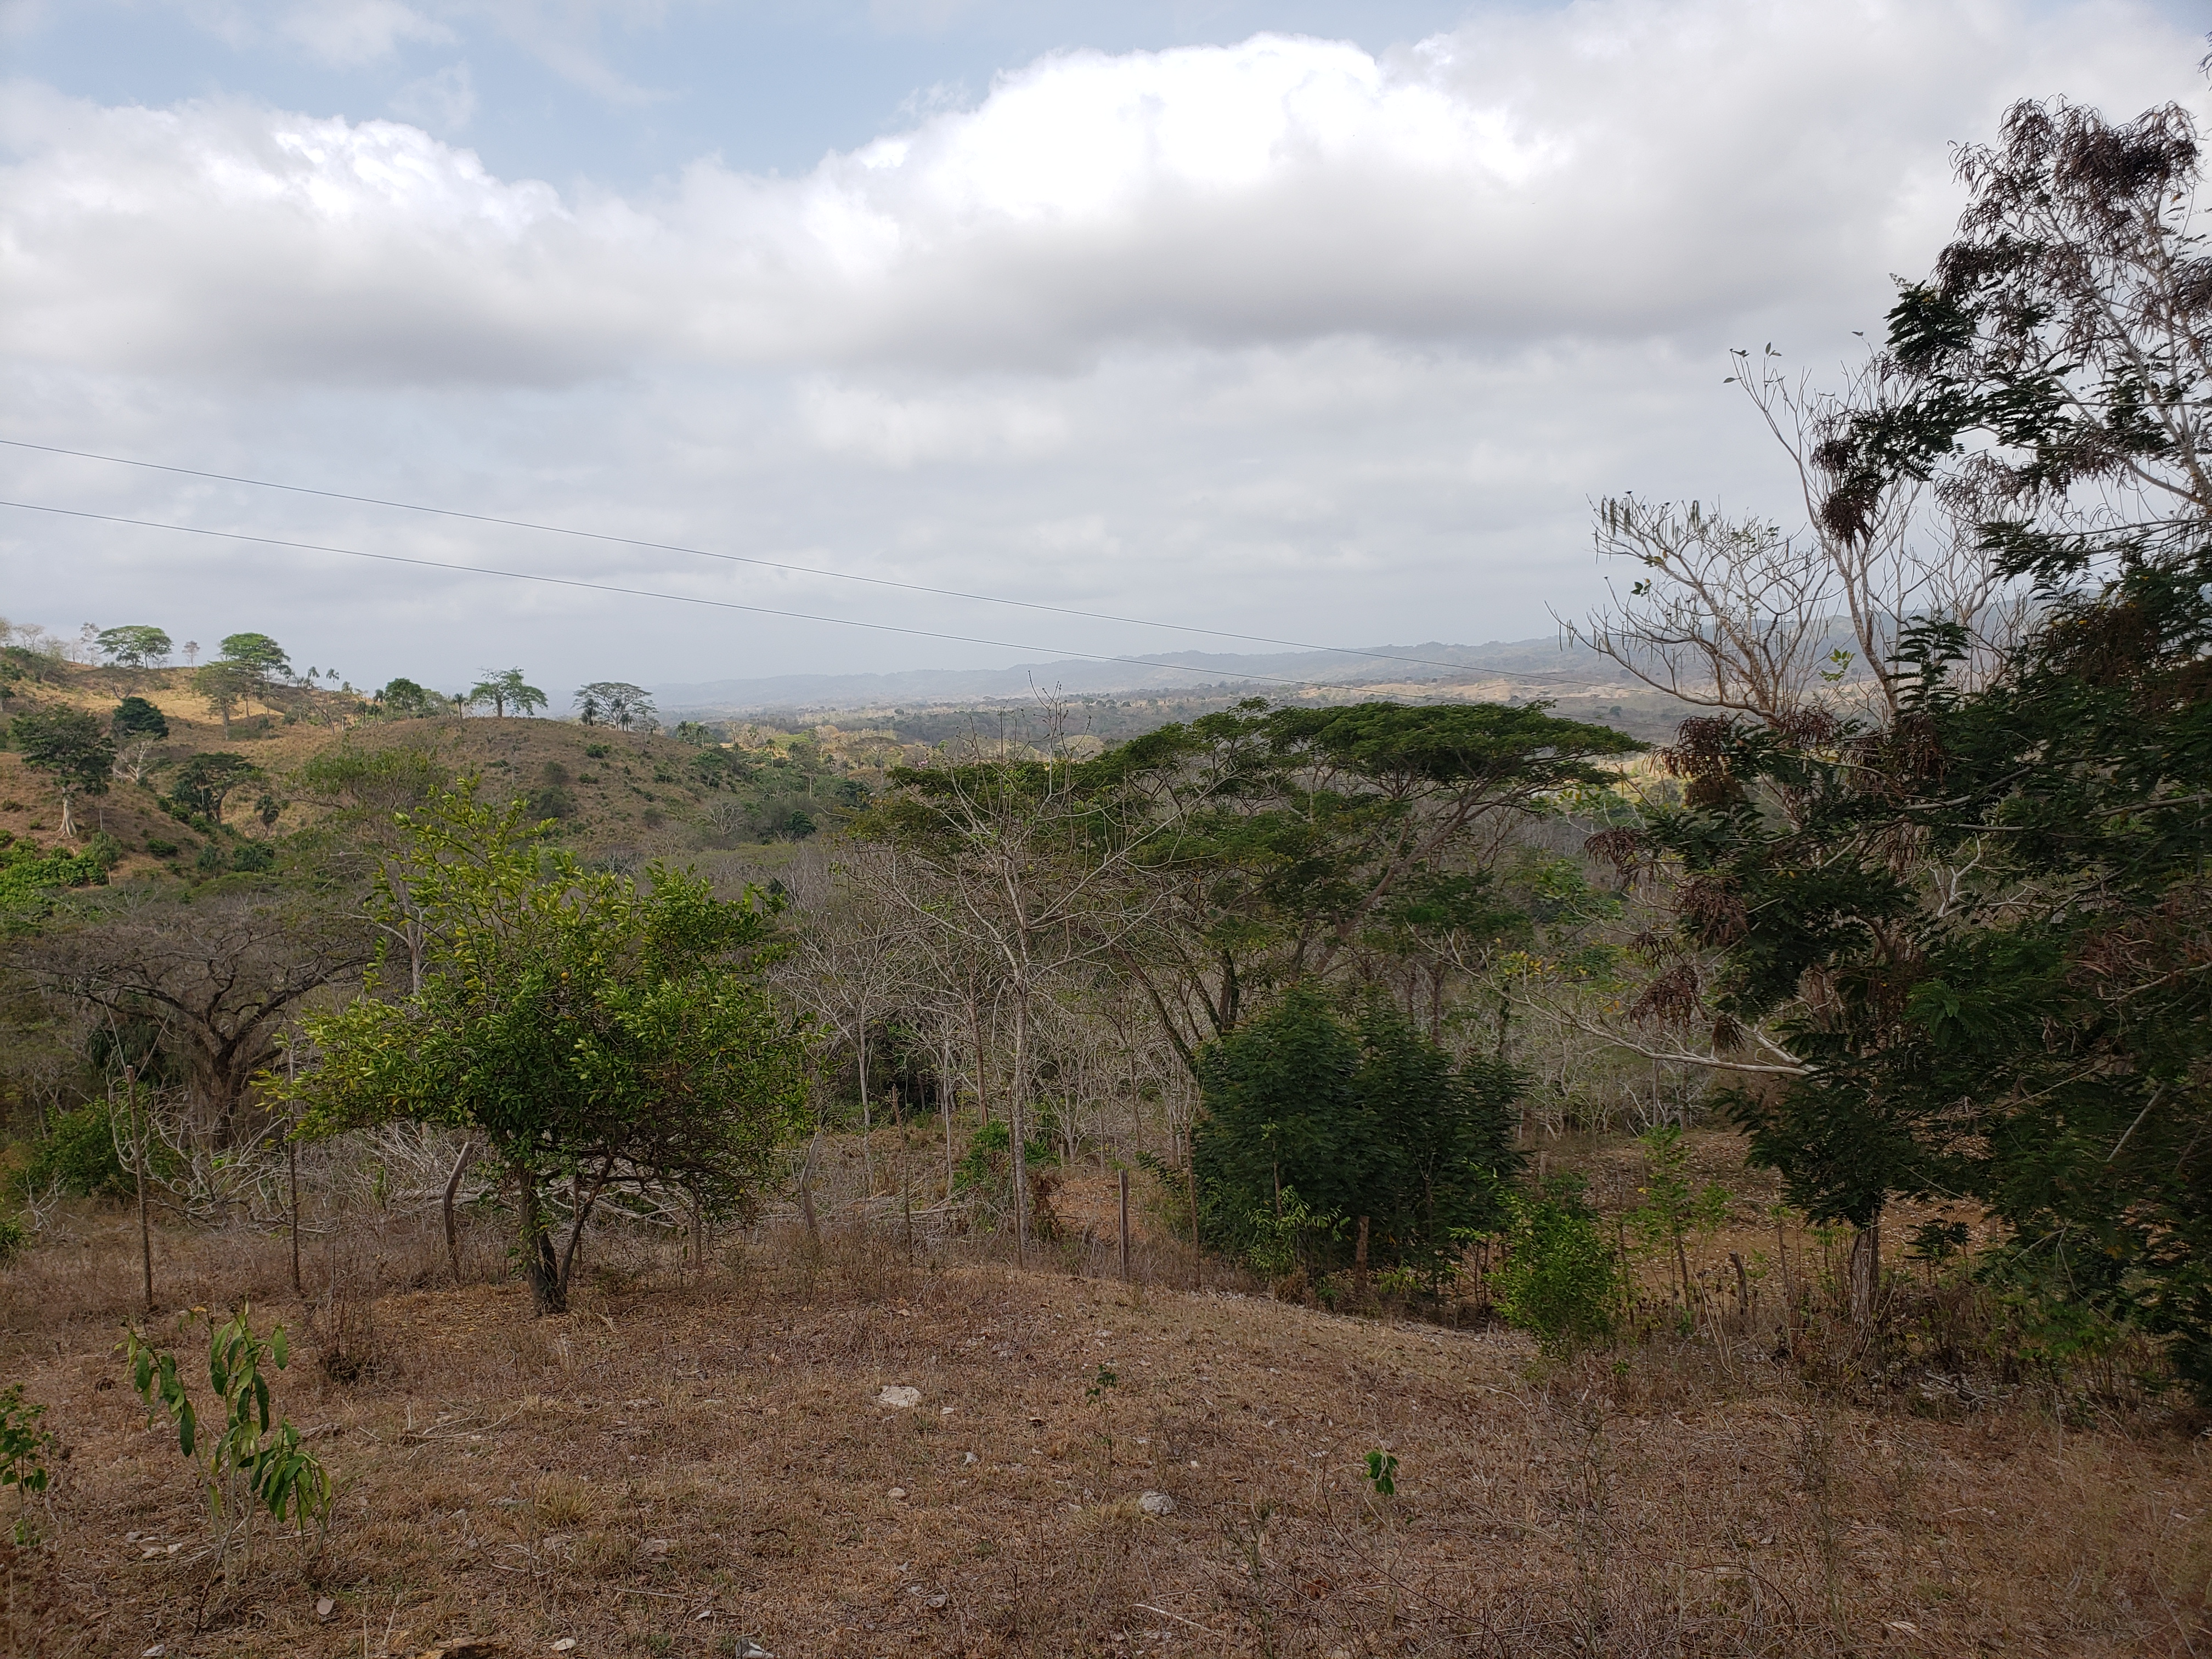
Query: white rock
887 1487 907 1500
876 1385 922 1409
551 1640 577 1652
1138 1491 1177 1516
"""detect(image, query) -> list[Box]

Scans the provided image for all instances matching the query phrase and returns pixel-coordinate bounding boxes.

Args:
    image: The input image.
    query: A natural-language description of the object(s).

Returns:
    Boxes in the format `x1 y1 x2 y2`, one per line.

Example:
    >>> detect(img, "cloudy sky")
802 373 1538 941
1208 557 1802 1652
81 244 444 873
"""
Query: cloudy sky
2 1 2205 698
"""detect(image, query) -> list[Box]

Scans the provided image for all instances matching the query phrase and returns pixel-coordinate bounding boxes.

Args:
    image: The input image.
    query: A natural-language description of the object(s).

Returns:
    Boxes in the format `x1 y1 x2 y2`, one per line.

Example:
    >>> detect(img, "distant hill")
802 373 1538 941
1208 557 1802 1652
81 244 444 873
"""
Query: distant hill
655 637 1624 716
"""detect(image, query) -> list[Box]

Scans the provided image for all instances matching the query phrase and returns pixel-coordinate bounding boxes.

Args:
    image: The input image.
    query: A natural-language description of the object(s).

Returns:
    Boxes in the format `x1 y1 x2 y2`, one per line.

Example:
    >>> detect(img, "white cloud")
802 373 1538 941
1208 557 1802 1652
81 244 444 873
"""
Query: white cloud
390 61 477 133
3 2 2201 390
278 1 453 66
0 1 2205 685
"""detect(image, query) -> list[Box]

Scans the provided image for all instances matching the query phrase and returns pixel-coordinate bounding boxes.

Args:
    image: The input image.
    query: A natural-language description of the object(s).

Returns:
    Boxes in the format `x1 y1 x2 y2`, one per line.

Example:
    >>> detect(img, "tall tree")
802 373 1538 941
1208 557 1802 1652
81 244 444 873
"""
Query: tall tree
467 669 548 719
278 785 810 1314
1107 701 1641 1070
10 709 113 839
573 682 656 731
217 633 291 687
172 753 263 825
97 626 173 669
1613 89 2212 1344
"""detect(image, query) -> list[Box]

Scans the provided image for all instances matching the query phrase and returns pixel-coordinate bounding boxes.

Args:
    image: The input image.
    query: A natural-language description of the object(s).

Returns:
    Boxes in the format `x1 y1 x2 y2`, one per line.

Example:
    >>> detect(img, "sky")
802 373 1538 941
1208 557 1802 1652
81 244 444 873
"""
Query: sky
2 0 2207 699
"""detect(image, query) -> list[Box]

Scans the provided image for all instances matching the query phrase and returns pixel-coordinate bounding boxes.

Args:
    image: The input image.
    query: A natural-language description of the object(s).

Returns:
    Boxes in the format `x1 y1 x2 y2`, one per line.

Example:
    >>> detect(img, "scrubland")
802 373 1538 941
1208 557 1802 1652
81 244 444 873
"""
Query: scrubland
5 1147 2208 1659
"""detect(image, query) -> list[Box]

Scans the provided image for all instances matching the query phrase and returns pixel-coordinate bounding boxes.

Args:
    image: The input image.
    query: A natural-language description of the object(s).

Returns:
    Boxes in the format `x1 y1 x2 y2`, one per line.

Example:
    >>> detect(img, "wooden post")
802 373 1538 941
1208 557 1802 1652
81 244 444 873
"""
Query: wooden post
443 1139 475 1286
286 1043 302 1296
128 1065 152 1313
1118 1169 1130 1282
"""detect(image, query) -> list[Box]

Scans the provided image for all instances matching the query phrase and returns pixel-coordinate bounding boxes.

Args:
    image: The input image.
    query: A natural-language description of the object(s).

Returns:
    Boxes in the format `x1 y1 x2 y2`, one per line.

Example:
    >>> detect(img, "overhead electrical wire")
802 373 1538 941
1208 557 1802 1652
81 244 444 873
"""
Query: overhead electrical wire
0 497 1337 691
0 436 1486 679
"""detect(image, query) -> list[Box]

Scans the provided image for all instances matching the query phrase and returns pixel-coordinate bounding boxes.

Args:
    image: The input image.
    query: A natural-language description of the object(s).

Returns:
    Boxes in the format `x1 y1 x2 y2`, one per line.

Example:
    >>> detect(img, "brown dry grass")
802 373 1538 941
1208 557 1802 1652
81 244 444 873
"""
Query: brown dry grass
7 1202 2212 1659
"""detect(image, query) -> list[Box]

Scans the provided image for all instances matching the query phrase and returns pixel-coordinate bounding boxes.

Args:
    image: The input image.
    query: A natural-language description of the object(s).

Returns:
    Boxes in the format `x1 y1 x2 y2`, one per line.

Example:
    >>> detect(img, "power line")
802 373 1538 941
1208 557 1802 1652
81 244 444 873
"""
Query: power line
0 497 1333 692
0 437 1486 678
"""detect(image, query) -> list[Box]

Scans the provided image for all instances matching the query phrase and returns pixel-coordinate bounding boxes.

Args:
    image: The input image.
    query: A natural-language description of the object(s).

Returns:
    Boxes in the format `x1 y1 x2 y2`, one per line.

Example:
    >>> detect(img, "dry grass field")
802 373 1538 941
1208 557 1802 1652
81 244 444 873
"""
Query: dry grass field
7 1197 2212 1659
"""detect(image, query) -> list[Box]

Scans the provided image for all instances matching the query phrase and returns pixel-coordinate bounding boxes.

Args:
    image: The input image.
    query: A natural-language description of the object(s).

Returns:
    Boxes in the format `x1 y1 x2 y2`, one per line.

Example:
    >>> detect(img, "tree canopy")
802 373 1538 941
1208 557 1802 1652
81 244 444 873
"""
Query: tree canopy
9 709 113 839
97 626 172 669
278 784 811 1314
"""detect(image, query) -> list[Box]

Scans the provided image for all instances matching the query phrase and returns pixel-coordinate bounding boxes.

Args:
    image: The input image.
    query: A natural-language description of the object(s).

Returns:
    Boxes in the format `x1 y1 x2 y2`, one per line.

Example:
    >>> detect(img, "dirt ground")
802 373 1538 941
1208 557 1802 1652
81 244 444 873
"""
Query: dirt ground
7 1215 2212 1659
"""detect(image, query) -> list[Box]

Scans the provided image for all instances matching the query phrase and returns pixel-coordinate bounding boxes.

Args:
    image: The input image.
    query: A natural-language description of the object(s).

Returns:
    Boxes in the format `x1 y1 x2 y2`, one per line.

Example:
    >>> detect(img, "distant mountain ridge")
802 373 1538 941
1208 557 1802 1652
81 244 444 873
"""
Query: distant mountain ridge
656 637 1613 715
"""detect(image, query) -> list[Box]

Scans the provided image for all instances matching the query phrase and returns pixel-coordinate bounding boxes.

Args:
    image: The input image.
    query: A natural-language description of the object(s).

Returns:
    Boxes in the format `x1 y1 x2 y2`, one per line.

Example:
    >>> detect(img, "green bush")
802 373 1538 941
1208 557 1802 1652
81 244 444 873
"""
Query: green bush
0 1212 26 1265
1193 987 1521 1284
20 1103 132 1200
1491 1176 1623 1353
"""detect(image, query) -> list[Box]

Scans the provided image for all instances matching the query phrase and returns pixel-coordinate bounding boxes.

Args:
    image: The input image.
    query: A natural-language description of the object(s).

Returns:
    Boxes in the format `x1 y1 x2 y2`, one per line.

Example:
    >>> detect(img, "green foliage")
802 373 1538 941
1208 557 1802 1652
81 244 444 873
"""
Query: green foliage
1193 987 1521 1283
0 1212 26 1263
9 709 113 822
1491 1177 1623 1353
300 742 447 811
19 1102 131 1199
171 752 262 823
673 721 719 746
467 668 547 718
123 1305 332 1557
111 695 170 740
954 1116 1057 1192
1 1383 57 1540
277 782 811 1314
0 837 114 926
216 633 290 681
573 681 656 730
1363 1449 1398 1497
371 677 445 719
97 625 173 668
1625 1124 1730 1298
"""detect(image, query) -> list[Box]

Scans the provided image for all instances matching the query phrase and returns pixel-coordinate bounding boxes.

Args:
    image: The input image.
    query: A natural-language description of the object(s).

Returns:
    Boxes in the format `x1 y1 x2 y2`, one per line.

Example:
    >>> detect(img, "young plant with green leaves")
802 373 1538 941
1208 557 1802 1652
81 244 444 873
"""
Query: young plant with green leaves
1 1383 57 1543
1626 1124 1730 1311
275 782 811 1314
1491 1176 1624 1353
121 1304 331 1566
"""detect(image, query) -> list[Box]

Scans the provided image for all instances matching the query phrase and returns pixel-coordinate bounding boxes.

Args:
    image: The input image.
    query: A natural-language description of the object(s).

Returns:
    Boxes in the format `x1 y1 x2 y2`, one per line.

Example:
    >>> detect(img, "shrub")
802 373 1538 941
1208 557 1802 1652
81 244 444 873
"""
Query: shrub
0 1212 27 1264
1194 987 1521 1283
145 837 179 858
20 1103 132 1199
1492 1176 1623 1353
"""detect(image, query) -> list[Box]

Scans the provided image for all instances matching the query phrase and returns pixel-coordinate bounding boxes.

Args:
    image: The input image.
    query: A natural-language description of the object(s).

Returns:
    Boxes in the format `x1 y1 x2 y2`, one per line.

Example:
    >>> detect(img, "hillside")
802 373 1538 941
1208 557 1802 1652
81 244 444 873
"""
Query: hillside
2 1196 2194 1659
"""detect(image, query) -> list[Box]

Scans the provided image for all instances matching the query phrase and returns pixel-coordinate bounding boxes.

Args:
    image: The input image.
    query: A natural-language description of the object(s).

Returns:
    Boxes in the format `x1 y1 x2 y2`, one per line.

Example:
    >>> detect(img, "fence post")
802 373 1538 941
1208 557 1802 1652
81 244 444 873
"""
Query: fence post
1118 1169 1130 1282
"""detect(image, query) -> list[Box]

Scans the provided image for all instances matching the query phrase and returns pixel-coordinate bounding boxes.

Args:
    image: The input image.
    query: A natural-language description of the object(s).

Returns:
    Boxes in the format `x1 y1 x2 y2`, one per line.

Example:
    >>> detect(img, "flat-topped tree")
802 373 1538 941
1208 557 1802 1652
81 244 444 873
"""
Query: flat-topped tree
276 783 810 1314
467 669 547 719
97 626 173 669
217 634 290 687
573 682 656 732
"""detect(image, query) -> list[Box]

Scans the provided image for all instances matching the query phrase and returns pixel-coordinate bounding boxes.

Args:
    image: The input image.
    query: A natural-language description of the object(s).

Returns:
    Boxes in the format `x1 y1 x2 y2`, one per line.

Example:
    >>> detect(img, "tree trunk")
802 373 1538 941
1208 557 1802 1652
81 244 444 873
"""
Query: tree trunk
443 1139 475 1286
58 787 77 840
1011 981 1030 1266
1849 1212 1882 1327
515 1167 563 1316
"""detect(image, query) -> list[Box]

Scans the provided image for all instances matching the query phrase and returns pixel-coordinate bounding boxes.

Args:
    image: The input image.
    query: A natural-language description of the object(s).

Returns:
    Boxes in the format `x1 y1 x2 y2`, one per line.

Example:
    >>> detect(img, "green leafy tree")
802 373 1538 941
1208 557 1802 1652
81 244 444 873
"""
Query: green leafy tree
172 752 263 824
1491 1176 1623 1352
467 668 548 719
1616 92 2212 1362
97 625 172 668
111 695 170 741
373 678 445 719
1192 986 1521 1284
9 708 113 838
276 783 811 1314
123 1304 332 1566
217 633 291 685
573 681 656 731
1105 700 1643 1069
191 661 258 737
